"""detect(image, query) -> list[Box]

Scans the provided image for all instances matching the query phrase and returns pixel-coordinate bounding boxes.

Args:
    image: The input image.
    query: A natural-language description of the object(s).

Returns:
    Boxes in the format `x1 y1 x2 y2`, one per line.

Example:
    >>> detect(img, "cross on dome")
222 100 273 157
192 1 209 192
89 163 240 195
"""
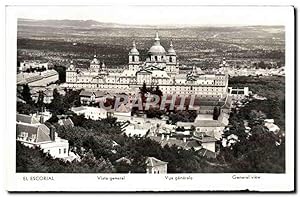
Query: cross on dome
155 31 160 41
170 40 173 47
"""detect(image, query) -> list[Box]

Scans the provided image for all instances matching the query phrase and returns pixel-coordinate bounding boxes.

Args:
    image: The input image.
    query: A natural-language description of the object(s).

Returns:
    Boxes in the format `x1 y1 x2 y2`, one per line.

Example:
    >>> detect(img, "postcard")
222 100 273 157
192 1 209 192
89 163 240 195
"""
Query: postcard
4 3 295 192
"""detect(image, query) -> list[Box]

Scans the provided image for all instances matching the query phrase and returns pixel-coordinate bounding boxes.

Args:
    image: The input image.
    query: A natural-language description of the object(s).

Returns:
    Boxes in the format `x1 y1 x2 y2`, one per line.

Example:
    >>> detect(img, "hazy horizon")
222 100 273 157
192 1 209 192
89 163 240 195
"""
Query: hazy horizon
12 6 291 26
18 17 285 28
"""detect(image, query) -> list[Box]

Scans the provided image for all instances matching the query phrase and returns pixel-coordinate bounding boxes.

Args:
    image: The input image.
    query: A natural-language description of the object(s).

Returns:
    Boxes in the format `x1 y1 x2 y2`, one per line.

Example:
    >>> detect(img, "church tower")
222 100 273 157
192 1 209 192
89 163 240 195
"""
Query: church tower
128 40 140 71
166 40 178 74
90 55 101 72
166 40 176 64
66 60 77 83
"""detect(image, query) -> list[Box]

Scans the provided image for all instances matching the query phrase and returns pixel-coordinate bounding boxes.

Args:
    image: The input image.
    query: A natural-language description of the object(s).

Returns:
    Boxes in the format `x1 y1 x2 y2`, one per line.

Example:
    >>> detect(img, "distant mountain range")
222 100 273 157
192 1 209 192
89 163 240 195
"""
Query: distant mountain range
18 18 284 29
18 18 158 28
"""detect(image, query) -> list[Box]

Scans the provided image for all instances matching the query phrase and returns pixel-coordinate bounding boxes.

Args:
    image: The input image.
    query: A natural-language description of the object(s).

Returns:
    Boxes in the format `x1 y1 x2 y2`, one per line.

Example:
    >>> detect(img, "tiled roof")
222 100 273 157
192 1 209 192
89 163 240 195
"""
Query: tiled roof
41 70 58 78
146 157 168 167
16 122 51 143
26 75 44 83
79 90 93 97
59 118 74 127
79 90 106 97
17 114 40 124
191 136 217 143
198 148 217 158
115 156 131 164
185 140 201 148
149 136 200 150
94 91 106 97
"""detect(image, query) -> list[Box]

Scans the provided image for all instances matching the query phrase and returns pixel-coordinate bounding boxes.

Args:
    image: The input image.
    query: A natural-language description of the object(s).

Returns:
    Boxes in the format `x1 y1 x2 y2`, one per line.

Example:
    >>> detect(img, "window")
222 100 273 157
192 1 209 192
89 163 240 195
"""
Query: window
59 149 61 154
64 148 67 154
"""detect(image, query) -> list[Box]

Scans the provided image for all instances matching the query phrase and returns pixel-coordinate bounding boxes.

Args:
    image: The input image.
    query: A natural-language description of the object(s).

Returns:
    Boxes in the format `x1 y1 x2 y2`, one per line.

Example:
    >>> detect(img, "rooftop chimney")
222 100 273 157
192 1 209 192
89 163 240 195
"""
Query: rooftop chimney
50 126 56 141
40 115 44 124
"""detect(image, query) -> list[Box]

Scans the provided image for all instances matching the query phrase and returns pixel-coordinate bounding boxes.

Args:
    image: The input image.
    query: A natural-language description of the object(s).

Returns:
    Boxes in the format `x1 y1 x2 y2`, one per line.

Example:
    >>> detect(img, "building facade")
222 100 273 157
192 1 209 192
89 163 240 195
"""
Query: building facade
65 32 229 98
16 114 70 159
71 106 108 120
145 157 168 174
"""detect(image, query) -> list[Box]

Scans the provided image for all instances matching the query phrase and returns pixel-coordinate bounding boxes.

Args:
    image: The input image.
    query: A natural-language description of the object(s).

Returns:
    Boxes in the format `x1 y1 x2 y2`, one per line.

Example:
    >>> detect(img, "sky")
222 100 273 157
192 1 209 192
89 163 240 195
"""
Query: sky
12 5 291 26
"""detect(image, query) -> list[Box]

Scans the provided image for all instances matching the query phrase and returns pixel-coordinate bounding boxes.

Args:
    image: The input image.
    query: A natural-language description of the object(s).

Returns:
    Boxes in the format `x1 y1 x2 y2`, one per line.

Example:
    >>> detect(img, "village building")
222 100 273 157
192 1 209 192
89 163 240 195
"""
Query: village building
16 114 70 159
79 90 109 105
71 106 108 120
176 112 229 139
58 118 74 127
149 135 203 151
19 61 49 72
17 69 59 87
145 157 168 174
228 87 250 100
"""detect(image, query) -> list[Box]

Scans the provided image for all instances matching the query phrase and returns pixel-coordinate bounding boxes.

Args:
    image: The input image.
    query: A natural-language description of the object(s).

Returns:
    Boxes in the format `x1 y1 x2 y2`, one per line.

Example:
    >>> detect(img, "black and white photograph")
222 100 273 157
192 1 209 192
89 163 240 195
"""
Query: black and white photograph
3 2 295 192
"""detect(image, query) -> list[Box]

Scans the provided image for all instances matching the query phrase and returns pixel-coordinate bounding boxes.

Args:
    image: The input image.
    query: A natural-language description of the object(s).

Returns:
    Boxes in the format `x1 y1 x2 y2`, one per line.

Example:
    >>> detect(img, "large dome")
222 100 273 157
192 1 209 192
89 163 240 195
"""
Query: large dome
148 45 166 55
148 32 166 55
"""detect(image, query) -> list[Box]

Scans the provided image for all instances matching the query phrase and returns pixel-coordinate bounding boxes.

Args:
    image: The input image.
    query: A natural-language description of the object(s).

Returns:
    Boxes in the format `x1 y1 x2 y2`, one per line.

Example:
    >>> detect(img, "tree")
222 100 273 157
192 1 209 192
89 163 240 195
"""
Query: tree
47 114 59 123
16 142 115 173
49 89 65 114
154 86 163 96
36 91 45 111
21 84 32 103
53 66 66 83
140 82 147 94
213 106 220 120
17 102 38 115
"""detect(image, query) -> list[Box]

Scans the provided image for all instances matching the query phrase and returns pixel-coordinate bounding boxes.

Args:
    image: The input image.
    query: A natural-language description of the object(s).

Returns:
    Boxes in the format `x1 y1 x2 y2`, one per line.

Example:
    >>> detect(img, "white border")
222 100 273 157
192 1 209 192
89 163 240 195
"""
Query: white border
3 2 295 192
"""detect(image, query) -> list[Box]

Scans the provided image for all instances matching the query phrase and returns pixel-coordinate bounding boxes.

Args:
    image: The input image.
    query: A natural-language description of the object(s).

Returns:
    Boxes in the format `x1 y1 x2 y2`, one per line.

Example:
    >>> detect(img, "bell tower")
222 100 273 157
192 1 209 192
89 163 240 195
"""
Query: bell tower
128 40 140 71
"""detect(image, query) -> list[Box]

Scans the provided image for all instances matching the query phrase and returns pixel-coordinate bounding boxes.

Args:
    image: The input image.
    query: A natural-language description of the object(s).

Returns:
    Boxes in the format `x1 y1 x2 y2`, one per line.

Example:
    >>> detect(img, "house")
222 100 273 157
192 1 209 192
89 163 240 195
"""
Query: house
16 114 70 159
228 87 249 100
264 119 280 134
79 90 107 105
111 103 132 121
17 113 41 124
149 135 202 151
193 113 228 137
19 61 48 72
123 124 149 137
146 157 168 174
176 112 229 138
71 106 108 120
191 134 217 153
58 118 74 127
17 70 59 87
